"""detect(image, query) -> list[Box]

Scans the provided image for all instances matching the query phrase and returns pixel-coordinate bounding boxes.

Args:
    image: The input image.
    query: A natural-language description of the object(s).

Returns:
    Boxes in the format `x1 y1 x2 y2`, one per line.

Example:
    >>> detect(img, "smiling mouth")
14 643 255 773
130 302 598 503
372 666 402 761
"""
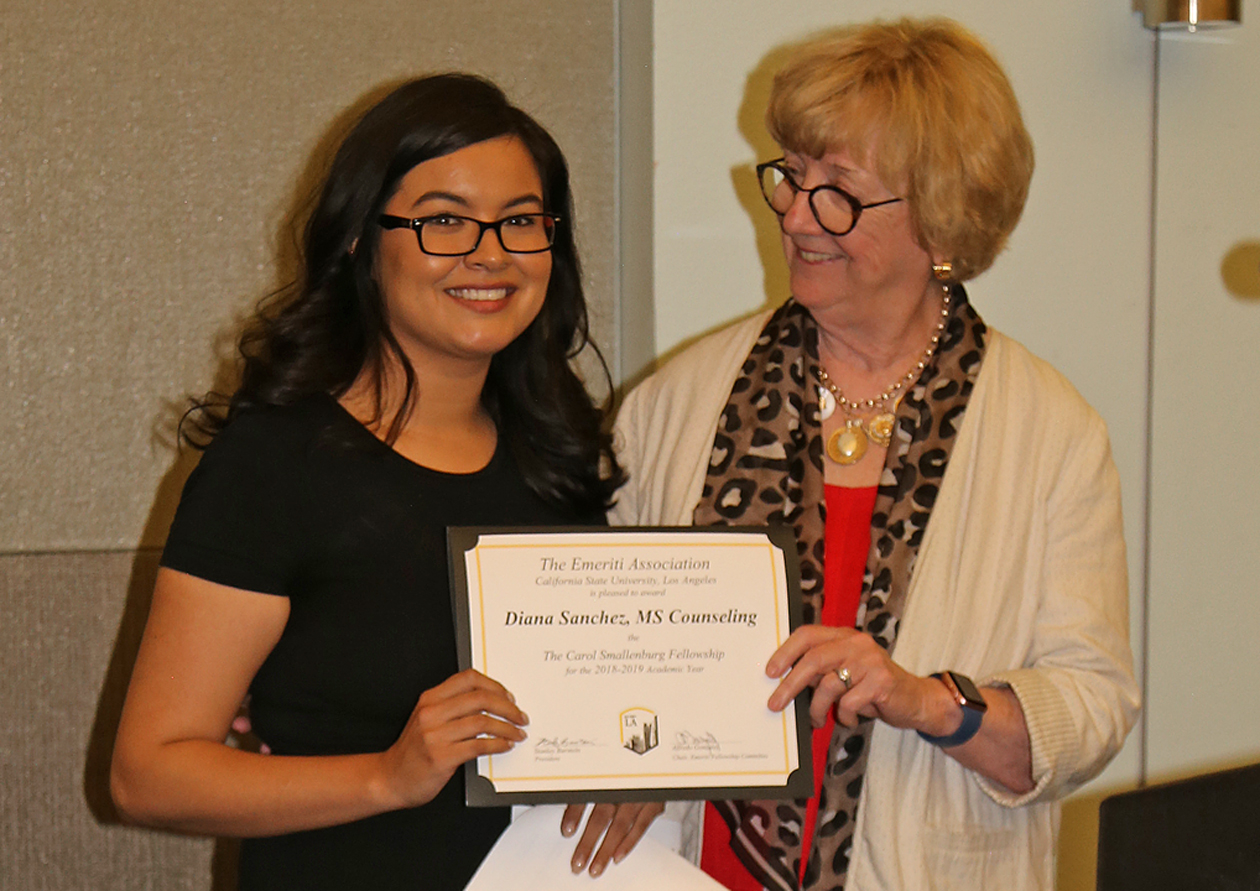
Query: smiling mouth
447 287 511 302
797 248 843 263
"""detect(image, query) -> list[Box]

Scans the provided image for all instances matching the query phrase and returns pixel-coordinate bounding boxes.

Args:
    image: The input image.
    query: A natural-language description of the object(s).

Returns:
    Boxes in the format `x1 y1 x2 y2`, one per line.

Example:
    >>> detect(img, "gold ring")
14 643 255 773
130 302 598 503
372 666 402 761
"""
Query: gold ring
836 667 852 690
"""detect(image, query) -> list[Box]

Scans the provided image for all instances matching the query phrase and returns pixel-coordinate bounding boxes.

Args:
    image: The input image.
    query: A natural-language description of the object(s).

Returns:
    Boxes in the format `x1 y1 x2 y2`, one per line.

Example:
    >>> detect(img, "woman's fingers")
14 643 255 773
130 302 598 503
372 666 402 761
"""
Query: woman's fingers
565 802 665 876
569 803 614 873
406 673 530 764
415 692 529 738
420 712 528 753
602 802 665 865
425 672 525 730
380 670 528 809
765 626 931 730
766 625 853 712
809 668 853 727
765 625 847 678
560 802 587 837
418 669 529 728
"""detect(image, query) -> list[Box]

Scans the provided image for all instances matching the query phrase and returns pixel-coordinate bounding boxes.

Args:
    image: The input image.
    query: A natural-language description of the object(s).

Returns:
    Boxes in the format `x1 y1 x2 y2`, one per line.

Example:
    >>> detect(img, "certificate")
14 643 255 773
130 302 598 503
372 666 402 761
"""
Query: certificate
448 526 811 805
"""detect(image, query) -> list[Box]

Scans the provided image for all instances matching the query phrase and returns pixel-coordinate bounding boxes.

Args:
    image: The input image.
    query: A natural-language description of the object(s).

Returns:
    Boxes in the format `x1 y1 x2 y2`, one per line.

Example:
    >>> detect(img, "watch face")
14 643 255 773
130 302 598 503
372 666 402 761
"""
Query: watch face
946 672 988 712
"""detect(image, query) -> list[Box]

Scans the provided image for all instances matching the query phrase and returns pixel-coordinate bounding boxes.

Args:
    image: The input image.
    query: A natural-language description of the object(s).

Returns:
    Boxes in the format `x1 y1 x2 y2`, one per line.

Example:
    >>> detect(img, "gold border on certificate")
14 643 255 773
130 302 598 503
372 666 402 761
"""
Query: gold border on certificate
448 526 811 806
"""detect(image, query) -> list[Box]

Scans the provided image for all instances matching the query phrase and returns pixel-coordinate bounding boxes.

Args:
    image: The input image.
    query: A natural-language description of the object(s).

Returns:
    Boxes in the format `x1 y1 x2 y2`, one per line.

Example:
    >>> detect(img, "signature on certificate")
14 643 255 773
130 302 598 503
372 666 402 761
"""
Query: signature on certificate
672 730 721 753
534 737 599 755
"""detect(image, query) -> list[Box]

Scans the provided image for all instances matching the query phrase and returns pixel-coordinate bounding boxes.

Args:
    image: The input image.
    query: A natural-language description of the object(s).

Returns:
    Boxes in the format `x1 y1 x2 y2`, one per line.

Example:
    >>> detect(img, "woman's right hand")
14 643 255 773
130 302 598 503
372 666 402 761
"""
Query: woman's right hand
377 669 528 810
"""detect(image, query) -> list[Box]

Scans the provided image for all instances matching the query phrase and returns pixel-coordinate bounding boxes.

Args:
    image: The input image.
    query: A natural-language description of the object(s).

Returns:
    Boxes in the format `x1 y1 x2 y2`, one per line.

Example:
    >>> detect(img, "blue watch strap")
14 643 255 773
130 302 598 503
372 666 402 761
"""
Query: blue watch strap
917 671 985 747
917 701 984 747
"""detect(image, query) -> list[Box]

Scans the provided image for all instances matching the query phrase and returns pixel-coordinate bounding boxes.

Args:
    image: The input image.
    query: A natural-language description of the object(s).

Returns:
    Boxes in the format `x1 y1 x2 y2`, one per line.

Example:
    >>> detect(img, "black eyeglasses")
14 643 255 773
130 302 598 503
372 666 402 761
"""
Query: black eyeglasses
378 212 561 256
755 159 903 236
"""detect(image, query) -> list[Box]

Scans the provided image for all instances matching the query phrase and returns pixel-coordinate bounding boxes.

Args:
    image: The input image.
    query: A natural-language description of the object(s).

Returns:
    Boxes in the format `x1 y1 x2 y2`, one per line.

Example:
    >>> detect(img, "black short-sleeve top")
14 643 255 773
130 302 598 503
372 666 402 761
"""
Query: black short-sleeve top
161 395 599 890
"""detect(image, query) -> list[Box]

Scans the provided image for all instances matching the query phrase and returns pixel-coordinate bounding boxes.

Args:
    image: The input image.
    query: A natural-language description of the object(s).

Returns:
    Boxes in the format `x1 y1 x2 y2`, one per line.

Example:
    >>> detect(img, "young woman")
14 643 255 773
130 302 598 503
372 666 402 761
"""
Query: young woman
111 74 660 890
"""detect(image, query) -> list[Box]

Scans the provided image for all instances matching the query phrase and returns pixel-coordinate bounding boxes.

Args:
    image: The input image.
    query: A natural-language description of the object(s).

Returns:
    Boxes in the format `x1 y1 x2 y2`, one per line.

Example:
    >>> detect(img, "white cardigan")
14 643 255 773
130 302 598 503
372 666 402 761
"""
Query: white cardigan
610 311 1140 890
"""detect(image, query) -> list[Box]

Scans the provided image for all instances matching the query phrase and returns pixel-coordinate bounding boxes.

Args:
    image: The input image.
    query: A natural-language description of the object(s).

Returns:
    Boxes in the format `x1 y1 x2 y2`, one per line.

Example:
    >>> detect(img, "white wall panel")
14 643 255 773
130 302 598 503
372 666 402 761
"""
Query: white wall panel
1147 24 1260 779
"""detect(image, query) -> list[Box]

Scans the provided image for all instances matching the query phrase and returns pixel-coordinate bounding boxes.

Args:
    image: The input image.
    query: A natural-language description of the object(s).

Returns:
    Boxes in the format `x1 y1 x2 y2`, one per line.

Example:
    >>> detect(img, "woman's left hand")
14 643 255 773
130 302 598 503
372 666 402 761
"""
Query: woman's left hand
766 625 941 731
766 625 1036 794
560 802 665 877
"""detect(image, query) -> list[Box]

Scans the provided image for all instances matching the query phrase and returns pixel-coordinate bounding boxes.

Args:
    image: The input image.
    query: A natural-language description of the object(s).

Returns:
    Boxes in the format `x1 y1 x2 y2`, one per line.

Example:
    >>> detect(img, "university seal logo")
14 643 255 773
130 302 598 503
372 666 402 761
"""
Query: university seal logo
619 708 659 755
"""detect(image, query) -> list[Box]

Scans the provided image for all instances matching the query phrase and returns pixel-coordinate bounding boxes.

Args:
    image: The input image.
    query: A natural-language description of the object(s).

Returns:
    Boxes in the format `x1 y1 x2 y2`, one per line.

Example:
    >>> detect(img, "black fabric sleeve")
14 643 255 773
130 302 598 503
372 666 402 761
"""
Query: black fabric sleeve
161 410 311 596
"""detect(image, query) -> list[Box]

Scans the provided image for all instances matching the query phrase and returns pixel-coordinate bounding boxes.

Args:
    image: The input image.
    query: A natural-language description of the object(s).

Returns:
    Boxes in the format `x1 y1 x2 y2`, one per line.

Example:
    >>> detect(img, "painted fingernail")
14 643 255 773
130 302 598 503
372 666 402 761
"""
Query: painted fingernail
571 855 585 873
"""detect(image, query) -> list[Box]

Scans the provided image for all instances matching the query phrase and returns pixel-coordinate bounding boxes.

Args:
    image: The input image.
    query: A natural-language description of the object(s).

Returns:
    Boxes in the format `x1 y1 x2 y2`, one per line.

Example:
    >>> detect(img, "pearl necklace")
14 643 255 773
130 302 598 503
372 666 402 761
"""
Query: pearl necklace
816 286 951 466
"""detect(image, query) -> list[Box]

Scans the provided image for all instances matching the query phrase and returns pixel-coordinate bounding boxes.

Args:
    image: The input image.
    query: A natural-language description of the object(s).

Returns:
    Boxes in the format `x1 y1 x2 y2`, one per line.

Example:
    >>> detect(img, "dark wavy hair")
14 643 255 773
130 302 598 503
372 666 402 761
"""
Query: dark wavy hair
185 73 623 514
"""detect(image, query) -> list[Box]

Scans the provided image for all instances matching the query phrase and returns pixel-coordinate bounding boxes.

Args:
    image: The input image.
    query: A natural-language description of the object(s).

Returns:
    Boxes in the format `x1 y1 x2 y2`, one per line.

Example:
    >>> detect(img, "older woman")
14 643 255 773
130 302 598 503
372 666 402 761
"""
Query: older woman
612 18 1139 891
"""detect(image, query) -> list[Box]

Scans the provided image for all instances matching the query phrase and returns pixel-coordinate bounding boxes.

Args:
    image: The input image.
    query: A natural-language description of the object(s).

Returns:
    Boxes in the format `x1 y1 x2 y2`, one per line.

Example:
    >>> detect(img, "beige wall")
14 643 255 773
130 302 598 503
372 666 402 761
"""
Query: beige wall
0 2 644 888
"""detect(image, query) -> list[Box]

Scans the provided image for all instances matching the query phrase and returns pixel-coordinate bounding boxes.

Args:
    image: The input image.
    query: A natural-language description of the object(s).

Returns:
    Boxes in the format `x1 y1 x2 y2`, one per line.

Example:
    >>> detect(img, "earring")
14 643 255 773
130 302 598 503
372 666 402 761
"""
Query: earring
932 262 953 281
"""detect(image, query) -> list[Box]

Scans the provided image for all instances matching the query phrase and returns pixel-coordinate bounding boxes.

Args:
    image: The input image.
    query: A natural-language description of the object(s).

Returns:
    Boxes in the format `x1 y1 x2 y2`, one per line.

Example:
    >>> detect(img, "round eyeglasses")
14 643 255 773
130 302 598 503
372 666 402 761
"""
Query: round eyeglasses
756 159 903 236
378 212 561 256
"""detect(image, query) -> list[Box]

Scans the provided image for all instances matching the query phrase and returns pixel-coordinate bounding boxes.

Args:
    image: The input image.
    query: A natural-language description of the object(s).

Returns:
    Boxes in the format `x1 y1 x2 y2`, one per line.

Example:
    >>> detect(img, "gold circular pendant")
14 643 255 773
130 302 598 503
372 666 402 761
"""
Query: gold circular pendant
826 422 868 465
867 412 895 447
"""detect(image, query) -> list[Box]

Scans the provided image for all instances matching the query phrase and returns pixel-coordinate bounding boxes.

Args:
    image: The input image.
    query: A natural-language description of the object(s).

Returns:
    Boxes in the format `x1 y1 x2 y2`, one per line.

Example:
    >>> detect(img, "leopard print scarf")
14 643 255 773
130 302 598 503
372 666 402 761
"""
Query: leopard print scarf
692 288 986 890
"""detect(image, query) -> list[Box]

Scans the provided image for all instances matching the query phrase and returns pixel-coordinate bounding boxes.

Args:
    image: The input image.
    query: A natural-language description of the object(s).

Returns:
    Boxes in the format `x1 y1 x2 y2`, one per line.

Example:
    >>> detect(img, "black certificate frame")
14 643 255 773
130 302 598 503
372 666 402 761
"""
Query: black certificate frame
447 524 812 807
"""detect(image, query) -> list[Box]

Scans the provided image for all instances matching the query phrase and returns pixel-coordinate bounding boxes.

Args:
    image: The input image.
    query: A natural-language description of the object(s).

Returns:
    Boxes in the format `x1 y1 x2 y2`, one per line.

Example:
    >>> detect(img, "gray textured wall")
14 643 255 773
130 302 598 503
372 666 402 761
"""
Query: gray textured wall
1 0 620 552
1 2 627 887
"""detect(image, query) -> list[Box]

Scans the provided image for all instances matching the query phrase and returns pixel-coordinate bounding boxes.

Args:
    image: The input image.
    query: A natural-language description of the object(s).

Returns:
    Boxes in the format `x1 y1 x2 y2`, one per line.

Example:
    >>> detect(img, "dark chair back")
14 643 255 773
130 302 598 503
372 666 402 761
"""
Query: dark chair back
1096 761 1260 891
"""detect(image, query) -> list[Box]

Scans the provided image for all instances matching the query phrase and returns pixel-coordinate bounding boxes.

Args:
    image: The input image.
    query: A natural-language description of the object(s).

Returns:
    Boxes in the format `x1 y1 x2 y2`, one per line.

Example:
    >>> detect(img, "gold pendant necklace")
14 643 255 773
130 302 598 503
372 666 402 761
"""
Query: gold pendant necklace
826 419 868 465
817 285 951 465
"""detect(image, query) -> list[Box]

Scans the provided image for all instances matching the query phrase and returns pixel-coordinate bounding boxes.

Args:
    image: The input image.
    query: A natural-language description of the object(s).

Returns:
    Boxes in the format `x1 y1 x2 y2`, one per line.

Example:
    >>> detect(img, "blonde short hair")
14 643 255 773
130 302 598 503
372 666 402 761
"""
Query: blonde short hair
767 18 1034 281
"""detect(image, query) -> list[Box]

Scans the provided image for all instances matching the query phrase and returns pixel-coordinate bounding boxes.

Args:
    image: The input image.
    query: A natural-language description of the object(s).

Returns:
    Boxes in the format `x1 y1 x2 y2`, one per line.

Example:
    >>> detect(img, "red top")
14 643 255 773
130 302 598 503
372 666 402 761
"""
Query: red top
700 485 877 888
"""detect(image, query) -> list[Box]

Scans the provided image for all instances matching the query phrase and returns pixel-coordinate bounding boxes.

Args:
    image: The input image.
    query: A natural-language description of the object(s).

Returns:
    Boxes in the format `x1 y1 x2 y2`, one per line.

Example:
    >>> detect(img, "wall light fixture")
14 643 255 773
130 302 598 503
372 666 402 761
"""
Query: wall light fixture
1133 0 1242 31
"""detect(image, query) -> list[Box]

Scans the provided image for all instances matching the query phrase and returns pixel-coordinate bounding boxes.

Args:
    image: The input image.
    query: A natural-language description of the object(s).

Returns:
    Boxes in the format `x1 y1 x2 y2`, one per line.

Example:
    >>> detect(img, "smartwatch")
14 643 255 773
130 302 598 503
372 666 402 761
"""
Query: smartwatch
917 671 988 748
